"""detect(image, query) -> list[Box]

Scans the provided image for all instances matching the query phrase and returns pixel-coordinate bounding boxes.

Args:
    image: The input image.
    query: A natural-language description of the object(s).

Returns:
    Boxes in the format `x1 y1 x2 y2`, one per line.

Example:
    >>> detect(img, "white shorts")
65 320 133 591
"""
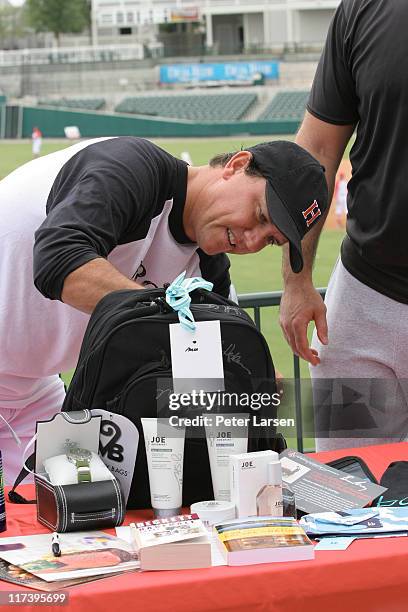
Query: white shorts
0 376 66 485
335 197 347 216
32 139 42 155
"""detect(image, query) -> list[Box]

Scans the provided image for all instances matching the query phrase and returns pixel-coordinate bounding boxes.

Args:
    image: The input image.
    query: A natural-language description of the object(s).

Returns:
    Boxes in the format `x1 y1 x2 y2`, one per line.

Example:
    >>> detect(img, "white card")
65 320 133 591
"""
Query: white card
314 537 356 551
91 409 139 505
169 320 225 394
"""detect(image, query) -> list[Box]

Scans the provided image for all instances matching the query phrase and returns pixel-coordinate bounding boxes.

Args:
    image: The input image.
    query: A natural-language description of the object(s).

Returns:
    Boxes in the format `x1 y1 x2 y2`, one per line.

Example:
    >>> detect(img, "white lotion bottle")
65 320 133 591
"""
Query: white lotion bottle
256 460 283 517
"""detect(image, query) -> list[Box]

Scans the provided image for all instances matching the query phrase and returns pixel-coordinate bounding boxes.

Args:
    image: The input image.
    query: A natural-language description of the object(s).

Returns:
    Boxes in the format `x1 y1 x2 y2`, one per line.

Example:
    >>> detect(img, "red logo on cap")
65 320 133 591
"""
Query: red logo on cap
302 200 321 227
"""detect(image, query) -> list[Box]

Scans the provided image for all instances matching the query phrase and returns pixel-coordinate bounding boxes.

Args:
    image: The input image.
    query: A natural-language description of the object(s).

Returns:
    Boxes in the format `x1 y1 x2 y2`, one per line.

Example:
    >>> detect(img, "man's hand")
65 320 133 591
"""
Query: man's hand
279 281 328 366
279 111 354 365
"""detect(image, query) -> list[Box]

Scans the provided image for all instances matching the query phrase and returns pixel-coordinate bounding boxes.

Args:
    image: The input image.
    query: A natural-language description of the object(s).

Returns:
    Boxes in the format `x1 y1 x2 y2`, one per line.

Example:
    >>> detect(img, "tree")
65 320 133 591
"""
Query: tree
26 0 90 46
0 5 26 47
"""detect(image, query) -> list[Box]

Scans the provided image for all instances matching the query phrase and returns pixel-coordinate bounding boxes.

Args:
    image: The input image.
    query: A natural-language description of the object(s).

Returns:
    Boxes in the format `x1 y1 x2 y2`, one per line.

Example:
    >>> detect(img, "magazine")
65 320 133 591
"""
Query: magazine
0 531 139 582
0 558 123 592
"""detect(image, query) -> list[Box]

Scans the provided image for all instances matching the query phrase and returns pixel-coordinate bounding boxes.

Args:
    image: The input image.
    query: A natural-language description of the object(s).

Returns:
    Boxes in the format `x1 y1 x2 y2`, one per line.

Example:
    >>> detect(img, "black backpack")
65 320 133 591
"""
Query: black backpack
62 287 286 508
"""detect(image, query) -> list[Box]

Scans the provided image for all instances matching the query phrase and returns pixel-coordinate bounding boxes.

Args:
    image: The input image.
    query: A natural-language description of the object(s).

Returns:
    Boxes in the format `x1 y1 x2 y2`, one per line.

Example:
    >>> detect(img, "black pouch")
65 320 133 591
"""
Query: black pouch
326 455 378 484
373 461 408 508
35 476 125 533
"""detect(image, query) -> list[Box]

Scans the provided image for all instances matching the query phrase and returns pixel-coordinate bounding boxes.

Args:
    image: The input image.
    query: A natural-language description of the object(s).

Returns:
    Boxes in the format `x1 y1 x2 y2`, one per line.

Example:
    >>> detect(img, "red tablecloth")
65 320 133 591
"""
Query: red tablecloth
2 442 408 612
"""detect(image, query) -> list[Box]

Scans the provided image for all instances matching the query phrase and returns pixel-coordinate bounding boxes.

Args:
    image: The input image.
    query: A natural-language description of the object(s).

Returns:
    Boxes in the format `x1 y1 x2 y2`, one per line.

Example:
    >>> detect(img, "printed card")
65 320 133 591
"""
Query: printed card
91 409 139 505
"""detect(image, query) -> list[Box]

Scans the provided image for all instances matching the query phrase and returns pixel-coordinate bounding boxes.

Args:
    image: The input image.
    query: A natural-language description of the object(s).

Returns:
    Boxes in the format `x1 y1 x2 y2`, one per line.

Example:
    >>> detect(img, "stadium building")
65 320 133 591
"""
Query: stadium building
0 0 342 138
92 0 340 55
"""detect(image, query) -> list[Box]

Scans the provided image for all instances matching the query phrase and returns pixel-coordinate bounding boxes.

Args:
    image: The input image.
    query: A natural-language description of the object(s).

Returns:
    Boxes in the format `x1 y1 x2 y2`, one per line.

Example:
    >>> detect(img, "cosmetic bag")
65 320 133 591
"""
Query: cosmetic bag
62 287 286 509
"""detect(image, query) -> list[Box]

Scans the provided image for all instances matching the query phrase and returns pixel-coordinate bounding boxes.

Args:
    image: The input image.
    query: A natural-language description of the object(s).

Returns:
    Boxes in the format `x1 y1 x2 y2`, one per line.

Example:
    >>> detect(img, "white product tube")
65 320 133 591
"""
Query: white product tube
141 418 186 517
205 414 248 501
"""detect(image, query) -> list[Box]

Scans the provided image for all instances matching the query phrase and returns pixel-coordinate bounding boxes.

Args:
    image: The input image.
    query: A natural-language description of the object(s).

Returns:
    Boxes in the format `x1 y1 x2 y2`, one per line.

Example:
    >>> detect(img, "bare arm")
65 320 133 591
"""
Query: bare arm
61 258 145 314
279 111 355 365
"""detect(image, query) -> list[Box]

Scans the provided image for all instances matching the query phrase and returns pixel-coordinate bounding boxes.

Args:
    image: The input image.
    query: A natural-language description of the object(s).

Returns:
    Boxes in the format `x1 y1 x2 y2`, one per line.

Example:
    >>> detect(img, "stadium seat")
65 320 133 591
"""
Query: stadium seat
258 91 309 121
38 98 106 111
114 93 257 121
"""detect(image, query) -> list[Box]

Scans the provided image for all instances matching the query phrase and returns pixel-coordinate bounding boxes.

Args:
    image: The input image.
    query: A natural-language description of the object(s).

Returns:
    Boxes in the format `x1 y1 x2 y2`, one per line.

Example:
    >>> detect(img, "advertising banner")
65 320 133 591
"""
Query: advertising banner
160 61 279 84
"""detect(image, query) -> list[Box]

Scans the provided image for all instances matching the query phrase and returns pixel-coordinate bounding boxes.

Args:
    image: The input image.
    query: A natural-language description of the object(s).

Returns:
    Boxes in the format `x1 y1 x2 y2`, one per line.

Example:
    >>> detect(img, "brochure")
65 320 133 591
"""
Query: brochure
213 516 314 566
279 450 386 514
0 558 122 592
0 531 139 582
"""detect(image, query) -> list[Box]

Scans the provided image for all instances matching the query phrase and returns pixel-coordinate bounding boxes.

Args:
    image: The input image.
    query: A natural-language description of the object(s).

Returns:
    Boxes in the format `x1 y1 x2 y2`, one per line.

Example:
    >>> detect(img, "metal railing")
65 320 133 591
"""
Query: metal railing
238 288 326 453
0 45 144 67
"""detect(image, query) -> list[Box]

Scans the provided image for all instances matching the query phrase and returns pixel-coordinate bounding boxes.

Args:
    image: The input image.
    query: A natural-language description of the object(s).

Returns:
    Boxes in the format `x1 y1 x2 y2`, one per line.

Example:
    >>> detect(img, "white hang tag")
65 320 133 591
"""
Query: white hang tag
169 320 225 394
91 409 139 505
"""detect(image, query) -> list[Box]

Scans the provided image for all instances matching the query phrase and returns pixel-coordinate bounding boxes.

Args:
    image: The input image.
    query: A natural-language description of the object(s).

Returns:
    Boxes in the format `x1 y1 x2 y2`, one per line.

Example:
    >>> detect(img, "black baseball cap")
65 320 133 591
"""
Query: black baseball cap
247 141 328 273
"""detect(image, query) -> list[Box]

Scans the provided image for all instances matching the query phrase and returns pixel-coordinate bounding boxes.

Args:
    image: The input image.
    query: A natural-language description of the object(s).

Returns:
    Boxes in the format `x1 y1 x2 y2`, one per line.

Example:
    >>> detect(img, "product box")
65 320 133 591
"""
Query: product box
33 411 125 532
230 450 278 518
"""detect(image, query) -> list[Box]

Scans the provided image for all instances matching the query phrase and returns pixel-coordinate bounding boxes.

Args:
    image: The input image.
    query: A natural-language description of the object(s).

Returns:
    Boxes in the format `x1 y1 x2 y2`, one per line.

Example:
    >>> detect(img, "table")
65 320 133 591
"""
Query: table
2 443 408 612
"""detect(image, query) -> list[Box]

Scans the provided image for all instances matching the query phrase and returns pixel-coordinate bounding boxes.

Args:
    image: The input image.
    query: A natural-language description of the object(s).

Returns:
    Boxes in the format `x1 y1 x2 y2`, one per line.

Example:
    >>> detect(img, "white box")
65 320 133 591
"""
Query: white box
230 450 279 518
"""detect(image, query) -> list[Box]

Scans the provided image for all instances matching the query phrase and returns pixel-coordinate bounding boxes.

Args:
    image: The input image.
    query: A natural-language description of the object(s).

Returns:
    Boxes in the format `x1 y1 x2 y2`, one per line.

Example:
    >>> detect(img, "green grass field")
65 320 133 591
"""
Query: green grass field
0 138 345 384
0 136 290 180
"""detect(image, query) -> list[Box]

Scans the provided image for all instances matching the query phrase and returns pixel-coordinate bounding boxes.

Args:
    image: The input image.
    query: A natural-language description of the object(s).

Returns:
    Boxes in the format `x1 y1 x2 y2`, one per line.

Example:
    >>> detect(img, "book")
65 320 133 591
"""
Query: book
0 531 139 582
213 516 314 566
130 513 211 571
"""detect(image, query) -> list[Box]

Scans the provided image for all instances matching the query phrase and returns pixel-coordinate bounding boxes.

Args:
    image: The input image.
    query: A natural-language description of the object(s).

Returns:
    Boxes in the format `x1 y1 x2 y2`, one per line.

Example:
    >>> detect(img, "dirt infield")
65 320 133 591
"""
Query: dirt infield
325 159 351 229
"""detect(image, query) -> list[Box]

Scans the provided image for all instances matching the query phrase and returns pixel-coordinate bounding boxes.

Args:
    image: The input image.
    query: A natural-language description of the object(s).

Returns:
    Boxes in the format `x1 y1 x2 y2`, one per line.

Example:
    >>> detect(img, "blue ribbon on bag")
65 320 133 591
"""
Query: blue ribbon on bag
165 271 213 331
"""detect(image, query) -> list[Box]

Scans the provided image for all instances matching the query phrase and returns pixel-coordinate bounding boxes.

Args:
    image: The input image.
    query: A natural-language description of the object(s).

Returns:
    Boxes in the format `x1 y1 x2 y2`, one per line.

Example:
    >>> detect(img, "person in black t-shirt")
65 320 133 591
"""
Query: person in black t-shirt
279 0 408 450
34 139 327 314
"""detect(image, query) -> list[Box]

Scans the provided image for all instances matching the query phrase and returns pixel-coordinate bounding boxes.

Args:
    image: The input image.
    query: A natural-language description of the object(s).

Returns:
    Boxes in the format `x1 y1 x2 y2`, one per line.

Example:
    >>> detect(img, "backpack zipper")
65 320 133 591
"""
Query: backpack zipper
106 367 172 415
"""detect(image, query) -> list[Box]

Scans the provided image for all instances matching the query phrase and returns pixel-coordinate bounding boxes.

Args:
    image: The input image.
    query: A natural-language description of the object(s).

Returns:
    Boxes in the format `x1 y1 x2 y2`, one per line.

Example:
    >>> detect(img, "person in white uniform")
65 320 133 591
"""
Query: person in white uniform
31 127 42 158
334 172 347 229
0 137 328 483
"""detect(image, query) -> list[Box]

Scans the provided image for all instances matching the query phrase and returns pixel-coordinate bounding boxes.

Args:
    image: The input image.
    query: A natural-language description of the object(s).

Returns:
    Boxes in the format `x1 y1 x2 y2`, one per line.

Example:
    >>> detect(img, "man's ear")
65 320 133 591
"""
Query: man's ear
222 151 252 179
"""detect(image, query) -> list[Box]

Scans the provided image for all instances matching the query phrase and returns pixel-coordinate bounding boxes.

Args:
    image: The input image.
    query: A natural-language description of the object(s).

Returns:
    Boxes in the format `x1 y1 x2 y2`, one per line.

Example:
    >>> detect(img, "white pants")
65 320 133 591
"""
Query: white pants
0 376 66 485
311 260 408 451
